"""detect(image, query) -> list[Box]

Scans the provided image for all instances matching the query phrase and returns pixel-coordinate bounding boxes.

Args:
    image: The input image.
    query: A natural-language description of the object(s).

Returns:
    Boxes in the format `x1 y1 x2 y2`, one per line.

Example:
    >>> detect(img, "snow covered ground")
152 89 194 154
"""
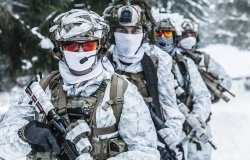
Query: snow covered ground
201 44 250 160
0 44 250 159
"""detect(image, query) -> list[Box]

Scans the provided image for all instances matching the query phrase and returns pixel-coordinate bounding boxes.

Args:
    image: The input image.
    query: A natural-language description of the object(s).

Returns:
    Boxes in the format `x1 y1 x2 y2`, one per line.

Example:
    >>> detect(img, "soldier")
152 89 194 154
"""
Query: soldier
178 19 233 103
0 7 160 160
103 0 185 159
154 16 213 160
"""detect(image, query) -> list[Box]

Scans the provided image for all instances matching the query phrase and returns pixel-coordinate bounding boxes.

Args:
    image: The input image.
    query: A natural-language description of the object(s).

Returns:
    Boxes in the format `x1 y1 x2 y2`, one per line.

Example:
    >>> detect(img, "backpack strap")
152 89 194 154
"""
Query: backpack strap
203 53 210 72
110 73 128 124
91 73 128 136
39 70 60 90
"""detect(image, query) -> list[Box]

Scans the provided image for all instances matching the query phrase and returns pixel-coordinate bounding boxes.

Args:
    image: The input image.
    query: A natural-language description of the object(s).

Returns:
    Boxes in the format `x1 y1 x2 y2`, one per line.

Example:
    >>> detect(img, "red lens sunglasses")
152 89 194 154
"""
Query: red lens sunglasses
63 40 99 52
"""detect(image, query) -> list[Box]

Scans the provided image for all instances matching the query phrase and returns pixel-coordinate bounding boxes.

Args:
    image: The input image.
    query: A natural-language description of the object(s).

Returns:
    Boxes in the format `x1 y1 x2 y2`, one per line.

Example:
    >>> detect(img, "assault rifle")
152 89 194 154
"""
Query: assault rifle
181 50 202 65
181 50 235 102
178 102 217 150
199 69 235 102
25 80 79 160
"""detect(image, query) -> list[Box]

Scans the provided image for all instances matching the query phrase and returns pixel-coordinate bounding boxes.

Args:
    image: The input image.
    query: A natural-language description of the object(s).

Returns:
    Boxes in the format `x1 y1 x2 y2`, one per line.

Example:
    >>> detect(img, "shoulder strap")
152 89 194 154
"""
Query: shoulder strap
174 57 193 108
203 53 210 71
39 70 60 90
141 53 164 120
110 73 128 124
91 74 128 136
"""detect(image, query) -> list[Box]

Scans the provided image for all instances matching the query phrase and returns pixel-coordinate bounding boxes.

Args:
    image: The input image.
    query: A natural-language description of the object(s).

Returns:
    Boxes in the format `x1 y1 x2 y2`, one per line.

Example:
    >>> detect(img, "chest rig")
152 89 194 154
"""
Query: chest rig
31 71 128 160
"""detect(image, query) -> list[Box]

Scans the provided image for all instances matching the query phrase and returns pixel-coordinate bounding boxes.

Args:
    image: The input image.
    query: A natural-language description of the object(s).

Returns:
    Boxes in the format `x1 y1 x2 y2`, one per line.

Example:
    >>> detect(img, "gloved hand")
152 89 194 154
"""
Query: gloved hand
195 127 212 144
66 120 92 154
157 145 176 160
19 120 60 154
158 127 179 149
187 113 212 144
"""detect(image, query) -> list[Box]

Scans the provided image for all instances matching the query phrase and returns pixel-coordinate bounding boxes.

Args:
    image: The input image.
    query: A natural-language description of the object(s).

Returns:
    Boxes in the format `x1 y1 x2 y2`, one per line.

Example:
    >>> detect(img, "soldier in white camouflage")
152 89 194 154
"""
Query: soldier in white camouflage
154 13 213 160
177 19 233 103
103 1 185 159
0 6 159 160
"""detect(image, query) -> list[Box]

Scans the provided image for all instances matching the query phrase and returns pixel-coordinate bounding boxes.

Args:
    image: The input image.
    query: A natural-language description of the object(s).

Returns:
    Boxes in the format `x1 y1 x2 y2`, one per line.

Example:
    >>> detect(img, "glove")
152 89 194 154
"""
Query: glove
195 127 212 144
157 145 176 160
187 113 212 144
158 127 179 149
19 120 60 154
66 120 92 154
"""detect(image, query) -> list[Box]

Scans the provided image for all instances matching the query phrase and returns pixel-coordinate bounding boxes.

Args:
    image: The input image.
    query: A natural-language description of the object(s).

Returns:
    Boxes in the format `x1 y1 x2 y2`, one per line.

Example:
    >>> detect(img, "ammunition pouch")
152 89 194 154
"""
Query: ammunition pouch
91 138 127 159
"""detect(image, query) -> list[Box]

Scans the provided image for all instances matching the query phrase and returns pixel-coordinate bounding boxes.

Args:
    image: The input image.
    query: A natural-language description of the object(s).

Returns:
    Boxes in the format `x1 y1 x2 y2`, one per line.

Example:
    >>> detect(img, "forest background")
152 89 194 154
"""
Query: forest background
0 0 249 90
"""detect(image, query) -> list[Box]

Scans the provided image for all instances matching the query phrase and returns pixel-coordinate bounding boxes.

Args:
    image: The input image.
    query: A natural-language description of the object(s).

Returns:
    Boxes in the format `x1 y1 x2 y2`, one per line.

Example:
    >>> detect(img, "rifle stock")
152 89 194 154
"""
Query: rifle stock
200 69 234 102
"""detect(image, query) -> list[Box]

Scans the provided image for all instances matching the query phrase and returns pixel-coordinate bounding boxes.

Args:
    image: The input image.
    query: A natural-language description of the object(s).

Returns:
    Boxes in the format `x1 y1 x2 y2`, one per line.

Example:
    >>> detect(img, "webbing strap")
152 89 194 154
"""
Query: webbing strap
58 80 67 114
116 75 124 123
110 74 128 125
203 53 210 72
92 125 117 136
91 82 106 127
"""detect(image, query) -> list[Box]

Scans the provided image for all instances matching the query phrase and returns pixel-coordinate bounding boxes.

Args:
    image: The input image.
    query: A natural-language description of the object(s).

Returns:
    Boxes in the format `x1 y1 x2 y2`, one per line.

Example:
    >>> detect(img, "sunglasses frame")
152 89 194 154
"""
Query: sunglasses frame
155 30 174 38
181 32 197 39
62 40 100 52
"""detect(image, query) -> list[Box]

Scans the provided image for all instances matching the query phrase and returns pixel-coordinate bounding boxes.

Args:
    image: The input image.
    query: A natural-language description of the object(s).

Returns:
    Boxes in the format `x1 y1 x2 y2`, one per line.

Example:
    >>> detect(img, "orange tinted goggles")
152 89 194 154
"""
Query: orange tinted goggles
155 30 174 38
63 40 98 52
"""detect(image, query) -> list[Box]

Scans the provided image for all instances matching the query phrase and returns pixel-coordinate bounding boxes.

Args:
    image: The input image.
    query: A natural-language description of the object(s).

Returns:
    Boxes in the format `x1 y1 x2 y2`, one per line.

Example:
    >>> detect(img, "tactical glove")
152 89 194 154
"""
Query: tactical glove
18 120 60 154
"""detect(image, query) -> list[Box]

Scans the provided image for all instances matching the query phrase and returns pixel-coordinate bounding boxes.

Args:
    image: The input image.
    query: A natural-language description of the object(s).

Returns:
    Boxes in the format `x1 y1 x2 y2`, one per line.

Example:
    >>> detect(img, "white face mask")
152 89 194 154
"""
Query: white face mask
63 50 97 75
179 37 197 50
114 32 144 63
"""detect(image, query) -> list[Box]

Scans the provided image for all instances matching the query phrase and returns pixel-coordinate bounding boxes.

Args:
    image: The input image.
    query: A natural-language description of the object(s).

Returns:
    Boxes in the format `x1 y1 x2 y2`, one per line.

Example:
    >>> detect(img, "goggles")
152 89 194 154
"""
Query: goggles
62 40 99 52
181 32 196 39
155 30 174 38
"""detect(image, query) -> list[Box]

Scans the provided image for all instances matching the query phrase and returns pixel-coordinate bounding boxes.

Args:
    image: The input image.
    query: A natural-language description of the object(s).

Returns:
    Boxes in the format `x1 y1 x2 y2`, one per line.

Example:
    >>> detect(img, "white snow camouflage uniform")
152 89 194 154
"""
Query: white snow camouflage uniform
109 43 185 149
197 51 232 90
0 58 160 160
172 51 212 160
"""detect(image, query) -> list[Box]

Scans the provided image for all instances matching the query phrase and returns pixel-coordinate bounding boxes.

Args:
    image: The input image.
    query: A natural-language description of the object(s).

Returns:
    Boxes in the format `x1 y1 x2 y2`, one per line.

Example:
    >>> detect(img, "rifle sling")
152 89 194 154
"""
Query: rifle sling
141 53 163 120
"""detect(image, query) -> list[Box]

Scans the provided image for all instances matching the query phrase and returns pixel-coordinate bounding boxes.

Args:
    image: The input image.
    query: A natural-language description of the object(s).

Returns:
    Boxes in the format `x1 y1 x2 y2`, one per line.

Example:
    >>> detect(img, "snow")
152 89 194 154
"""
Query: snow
200 44 250 78
21 59 32 70
31 27 54 49
210 79 250 160
0 44 250 159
